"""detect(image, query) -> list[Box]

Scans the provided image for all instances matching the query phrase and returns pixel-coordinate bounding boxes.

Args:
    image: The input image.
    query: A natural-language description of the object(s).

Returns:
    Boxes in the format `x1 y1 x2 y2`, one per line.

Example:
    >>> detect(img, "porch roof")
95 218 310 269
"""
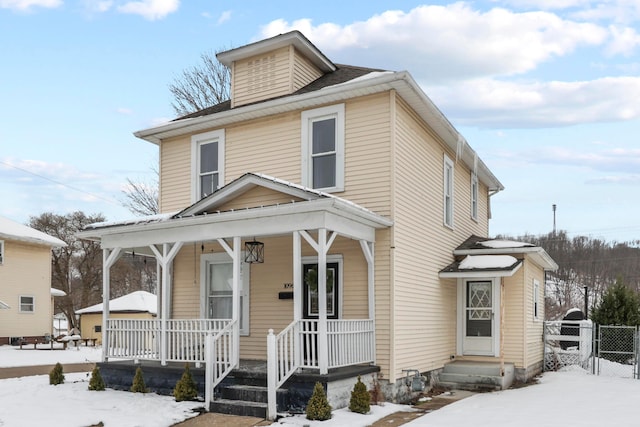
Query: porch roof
439 255 524 278
77 173 392 249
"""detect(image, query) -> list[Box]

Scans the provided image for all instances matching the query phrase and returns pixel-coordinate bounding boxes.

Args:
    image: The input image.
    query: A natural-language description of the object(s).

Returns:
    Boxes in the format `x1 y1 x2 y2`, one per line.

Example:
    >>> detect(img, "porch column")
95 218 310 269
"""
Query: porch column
293 231 302 366
317 228 328 374
101 247 121 362
149 242 184 366
217 236 241 365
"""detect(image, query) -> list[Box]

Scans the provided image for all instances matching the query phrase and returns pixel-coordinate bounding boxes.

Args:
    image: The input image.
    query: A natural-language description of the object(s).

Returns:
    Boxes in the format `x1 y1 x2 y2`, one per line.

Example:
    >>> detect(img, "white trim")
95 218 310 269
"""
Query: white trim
301 104 345 192
191 129 225 203
470 171 478 222
200 252 250 335
19 295 34 313
301 254 344 319
443 154 454 229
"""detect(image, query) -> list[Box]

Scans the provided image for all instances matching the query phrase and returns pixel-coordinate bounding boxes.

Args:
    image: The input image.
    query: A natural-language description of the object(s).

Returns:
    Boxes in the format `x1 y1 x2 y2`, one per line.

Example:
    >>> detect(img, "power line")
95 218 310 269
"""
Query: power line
0 160 122 207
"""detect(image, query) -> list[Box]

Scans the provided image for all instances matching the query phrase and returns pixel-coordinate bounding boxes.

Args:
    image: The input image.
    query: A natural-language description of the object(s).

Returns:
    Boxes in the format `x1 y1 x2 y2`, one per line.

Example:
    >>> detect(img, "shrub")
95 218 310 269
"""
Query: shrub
89 366 105 391
49 362 65 385
349 376 370 414
130 367 148 393
173 364 198 401
305 382 332 421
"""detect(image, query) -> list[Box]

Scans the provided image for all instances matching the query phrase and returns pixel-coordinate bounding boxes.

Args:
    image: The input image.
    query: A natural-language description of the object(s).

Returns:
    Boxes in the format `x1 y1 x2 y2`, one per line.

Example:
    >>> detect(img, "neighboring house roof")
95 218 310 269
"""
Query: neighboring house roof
440 234 558 278
133 31 503 193
0 216 66 247
0 300 9 310
51 288 67 297
75 291 157 315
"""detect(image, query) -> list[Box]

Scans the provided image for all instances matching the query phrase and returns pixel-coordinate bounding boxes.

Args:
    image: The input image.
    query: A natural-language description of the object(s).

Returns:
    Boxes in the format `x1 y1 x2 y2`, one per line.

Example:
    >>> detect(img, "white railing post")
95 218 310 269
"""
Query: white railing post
205 332 213 411
267 328 277 421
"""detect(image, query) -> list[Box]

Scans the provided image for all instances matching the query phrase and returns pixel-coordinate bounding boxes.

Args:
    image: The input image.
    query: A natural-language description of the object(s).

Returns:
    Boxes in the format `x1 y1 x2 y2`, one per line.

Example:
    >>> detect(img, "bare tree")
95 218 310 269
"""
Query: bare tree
169 49 231 117
121 165 159 216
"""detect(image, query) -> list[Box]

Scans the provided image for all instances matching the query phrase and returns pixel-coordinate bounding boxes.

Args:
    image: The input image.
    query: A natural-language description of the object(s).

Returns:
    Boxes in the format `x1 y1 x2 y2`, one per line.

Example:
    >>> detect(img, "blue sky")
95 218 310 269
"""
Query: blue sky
1 0 639 242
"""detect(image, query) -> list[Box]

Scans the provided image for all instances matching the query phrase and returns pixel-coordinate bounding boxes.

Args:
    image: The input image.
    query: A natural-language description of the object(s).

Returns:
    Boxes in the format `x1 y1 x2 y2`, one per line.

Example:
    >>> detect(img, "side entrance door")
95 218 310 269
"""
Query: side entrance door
461 280 497 356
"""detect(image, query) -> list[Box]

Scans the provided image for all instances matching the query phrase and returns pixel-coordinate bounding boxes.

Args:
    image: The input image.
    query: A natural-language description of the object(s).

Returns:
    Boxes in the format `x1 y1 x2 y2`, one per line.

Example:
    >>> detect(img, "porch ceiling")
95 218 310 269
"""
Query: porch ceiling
78 198 392 249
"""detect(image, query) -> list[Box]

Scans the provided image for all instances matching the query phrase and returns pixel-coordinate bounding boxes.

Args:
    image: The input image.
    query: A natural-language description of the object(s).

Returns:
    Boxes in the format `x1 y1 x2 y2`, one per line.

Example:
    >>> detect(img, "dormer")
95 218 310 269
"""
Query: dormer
217 31 336 108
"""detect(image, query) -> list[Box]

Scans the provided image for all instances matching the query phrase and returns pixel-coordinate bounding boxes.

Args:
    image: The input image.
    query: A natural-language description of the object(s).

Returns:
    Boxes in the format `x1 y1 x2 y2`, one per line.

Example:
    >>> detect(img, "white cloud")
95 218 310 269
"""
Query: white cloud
425 76 640 127
0 0 61 10
586 175 640 184
261 4 607 83
82 0 113 13
116 107 133 115
116 0 179 21
217 10 231 25
606 25 640 56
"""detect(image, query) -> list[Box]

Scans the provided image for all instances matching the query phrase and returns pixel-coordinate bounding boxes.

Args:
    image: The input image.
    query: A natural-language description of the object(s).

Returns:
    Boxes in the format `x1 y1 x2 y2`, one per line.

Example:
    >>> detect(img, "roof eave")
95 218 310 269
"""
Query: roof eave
453 246 558 271
439 261 523 278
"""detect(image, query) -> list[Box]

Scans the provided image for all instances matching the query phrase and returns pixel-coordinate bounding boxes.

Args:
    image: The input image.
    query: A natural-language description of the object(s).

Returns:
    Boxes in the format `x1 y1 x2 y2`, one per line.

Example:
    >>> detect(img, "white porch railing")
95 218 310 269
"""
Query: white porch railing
105 318 231 363
205 319 239 405
267 318 375 420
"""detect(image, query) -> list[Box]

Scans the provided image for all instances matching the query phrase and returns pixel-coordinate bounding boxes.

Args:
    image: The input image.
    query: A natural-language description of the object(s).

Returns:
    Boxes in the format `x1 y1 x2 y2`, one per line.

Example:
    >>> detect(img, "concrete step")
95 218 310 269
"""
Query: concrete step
209 398 268 418
220 384 289 408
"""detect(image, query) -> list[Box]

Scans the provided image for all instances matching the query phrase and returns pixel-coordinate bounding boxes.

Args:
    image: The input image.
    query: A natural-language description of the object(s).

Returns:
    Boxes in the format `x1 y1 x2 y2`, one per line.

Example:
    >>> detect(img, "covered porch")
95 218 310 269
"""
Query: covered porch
78 173 392 419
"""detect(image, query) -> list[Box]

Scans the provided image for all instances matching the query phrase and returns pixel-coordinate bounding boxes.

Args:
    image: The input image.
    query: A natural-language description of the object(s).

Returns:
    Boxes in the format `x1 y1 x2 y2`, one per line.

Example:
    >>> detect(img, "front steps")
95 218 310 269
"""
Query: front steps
438 361 515 391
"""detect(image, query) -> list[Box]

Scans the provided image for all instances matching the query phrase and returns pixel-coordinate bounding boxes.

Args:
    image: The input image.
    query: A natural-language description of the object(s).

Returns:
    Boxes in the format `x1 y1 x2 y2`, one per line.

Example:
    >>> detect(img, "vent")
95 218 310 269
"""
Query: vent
247 54 276 94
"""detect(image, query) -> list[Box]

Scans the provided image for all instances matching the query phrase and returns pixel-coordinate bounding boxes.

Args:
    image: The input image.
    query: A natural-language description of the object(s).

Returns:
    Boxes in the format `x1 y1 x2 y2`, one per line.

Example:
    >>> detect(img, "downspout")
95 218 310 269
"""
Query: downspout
500 277 505 376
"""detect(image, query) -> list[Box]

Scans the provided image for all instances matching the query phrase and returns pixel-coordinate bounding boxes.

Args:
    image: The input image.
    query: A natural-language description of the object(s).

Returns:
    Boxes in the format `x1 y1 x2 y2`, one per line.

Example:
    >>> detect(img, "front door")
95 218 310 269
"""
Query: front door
462 280 496 356
302 262 339 320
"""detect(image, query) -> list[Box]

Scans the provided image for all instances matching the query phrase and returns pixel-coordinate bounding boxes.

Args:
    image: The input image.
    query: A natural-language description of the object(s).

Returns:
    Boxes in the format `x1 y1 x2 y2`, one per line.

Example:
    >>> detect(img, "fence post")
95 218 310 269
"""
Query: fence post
267 329 277 421
204 333 213 411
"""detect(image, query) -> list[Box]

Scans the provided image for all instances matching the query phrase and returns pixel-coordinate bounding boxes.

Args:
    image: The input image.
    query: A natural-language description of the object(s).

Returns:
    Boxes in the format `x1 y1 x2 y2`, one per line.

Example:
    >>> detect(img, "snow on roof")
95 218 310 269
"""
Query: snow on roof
327 71 395 88
0 216 66 247
479 239 534 249
84 211 177 230
75 291 157 315
459 255 519 270
51 288 66 297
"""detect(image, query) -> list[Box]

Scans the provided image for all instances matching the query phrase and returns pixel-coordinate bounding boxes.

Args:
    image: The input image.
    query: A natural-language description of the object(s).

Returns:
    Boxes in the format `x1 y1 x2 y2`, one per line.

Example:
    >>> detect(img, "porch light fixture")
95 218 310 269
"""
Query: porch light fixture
244 239 264 264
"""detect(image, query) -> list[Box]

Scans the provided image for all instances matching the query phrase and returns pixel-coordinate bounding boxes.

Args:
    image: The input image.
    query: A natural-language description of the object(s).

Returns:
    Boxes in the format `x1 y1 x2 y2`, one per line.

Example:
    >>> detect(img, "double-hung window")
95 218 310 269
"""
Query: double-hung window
471 171 478 221
20 296 34 313
533 279 540 320
444 155 454 228
0 240 4 265
191 129 225 202
301 104 345 192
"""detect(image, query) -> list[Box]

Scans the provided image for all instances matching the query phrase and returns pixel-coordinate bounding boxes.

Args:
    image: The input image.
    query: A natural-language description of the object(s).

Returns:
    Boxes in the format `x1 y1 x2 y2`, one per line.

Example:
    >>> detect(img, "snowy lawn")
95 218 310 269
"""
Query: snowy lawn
2 345 640 427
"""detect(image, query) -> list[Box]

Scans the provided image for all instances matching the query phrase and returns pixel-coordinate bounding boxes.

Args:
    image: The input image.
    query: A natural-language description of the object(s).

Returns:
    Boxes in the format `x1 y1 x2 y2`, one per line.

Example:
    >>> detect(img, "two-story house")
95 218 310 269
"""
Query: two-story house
0 215 66 345
79 31 557 419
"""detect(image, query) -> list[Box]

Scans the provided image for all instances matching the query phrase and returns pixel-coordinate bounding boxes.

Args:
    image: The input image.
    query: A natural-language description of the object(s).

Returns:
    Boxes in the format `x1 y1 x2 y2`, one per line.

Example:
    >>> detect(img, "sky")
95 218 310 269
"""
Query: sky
1 344 639 426
1 0 639 243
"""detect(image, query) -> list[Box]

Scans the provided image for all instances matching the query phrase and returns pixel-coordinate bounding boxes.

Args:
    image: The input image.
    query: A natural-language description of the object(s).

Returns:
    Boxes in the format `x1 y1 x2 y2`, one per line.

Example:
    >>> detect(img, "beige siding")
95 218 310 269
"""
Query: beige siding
232 47 292 108
389 96 490 381
502 270 525 368
215 186 306 212
524 257 545 369
0 240 53 342
159 134 191 212
292 47 323 91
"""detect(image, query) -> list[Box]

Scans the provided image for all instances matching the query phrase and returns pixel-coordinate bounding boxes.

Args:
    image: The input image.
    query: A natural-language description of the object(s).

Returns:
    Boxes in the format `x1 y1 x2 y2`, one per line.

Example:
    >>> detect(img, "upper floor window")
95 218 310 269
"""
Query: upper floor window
0 240 4 265
20 295 34 313
301 104 345 192
191 129 225 202
471 172 478 221
444 155 454 228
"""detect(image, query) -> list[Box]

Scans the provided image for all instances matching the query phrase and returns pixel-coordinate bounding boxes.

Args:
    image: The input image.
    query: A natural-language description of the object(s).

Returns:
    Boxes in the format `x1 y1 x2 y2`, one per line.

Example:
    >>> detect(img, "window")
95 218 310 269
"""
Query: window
19 296 34 313
533 279 540 320
191 129 225 202
301 104 345 192
471 172 478 221
94 325 102 333
0 240 3 265
444 155 454 228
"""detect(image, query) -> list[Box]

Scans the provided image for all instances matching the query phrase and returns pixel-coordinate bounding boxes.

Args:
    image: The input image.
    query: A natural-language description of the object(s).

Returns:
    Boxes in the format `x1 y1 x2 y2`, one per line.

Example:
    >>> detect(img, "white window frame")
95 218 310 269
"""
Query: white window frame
444 155 455 228
470 171 478 221
191 129 225 203
0 240 4 265
19 295 34 313
200 252 250 336
301 104 345 192
533 279 540 321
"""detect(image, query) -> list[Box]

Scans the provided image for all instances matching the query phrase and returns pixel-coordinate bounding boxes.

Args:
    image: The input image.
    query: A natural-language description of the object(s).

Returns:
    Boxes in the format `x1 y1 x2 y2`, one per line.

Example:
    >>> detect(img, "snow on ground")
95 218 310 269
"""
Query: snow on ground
2 345 640 427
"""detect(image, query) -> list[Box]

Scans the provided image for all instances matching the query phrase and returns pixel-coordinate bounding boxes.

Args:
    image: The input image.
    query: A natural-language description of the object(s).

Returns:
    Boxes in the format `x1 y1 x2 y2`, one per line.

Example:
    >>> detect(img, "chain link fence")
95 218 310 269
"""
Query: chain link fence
544 321 640 379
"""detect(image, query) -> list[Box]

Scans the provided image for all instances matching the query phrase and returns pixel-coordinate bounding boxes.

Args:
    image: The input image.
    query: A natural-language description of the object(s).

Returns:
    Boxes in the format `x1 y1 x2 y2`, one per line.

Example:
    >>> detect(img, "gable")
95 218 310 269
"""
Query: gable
214 185 307 213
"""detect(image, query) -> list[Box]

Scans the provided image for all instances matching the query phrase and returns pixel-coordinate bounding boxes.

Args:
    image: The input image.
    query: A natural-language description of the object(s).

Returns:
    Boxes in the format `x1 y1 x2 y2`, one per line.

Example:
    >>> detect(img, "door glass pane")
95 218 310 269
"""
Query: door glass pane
208 263 232 319
304 264 337 318
466 281 492 337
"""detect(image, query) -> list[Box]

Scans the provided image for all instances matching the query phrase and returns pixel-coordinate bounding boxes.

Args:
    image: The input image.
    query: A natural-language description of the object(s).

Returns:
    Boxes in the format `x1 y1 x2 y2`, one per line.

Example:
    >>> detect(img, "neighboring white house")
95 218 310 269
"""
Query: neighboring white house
0 216 66 345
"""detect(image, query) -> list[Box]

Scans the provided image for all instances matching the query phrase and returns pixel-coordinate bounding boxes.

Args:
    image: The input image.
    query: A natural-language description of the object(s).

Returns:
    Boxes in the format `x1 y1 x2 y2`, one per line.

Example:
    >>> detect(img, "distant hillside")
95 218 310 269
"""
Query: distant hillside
497 231 640 320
